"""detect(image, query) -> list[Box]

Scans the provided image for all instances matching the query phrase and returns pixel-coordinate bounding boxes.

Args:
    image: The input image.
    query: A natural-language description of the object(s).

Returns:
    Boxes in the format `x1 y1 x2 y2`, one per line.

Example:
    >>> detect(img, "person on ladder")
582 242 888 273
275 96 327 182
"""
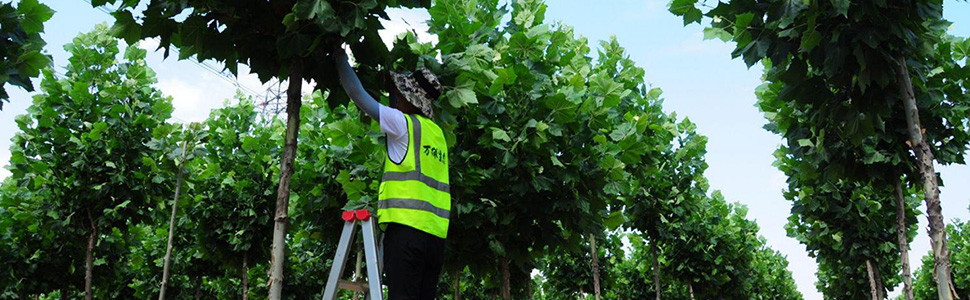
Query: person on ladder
334 45 451 300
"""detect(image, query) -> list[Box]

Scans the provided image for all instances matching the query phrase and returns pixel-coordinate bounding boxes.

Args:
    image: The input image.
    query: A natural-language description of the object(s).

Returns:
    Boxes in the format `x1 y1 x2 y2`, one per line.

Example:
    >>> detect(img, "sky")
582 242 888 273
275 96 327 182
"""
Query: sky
0 1 968 299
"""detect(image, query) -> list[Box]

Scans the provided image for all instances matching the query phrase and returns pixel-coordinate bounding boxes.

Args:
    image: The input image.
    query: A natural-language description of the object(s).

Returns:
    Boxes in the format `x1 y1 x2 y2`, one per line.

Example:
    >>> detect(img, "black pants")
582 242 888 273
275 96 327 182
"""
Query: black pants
383 223 446 300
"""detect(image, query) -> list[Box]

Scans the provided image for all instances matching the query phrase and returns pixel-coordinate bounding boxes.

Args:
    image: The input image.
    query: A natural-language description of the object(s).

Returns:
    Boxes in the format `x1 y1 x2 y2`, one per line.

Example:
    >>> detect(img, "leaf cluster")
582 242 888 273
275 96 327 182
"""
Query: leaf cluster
0 0 53 109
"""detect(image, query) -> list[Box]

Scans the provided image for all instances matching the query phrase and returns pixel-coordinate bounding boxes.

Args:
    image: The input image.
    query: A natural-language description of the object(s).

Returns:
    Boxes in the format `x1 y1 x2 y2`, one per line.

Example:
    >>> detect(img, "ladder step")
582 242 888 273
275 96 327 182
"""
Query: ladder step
338 279 369 293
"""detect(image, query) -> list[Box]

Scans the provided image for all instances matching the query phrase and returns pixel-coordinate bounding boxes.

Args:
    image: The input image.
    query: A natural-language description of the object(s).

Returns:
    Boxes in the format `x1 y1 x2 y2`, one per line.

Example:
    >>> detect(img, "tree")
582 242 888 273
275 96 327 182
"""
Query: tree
147 122 206 300
747 242 803 300
92 1 430 297
189 100 282 300
671 1 970 298
912 219 970 300
0 0 53 110
3 24 174 299
536 230 618 299
397 0 677 297
623 114 708 300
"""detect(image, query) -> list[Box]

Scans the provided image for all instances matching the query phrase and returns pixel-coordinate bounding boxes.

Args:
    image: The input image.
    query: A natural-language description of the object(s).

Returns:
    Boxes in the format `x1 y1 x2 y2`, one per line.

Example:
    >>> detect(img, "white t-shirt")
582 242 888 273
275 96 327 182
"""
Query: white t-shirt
379 105 410 164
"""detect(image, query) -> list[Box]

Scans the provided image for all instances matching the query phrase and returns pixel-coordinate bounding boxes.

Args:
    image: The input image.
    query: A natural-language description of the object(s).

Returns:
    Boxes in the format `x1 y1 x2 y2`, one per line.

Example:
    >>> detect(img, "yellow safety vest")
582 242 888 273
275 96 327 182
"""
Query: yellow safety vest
378 114 451 238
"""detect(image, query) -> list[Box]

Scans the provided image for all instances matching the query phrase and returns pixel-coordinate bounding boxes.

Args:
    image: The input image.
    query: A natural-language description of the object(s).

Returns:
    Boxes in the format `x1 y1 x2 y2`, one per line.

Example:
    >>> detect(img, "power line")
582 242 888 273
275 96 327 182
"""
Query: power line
81 0 262 97
80 0 303 119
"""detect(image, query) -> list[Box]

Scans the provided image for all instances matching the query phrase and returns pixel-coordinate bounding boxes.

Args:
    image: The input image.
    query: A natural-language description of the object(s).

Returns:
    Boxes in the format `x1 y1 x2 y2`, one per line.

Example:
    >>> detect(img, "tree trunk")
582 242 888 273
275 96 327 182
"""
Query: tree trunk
500 256 511 300
652 240 661 300
875 262 885 300
867 260 880 300
896 54 956 300
242 252 249 300
894 177 915 300
84 210 97 300
589 234 601 300
526 275 533 300
194 275 202 300
453 269 461 300
688 283 695 300
159 141 189 300
268 58 304 300
352 246 363 300
61 287 68 300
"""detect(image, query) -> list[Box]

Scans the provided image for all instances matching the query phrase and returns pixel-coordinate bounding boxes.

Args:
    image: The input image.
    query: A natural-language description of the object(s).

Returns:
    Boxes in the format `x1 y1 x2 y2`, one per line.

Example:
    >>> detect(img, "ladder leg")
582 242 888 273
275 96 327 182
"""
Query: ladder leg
322 221 359 300
376 225 384 273
361 219 384 299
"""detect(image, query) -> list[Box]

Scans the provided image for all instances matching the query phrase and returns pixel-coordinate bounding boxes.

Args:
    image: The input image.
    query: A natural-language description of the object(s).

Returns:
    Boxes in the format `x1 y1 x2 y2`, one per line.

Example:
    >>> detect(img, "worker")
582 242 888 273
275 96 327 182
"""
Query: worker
333 45 451 300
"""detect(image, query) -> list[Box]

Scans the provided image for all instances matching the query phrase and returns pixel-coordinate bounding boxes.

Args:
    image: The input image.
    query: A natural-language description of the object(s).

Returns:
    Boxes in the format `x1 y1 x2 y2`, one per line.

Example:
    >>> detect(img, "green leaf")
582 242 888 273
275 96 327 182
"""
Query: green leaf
800 29 821 52
17 51 50 77
535 121 549 132
293 0 335 21
703 27 732 42
446 86 478 108
109 10 142 43
550 155 564 168
488 240 506 257
17 0 54 34
491 128 511 142
831 0 850 16
604 211 626 230
670 0 702 25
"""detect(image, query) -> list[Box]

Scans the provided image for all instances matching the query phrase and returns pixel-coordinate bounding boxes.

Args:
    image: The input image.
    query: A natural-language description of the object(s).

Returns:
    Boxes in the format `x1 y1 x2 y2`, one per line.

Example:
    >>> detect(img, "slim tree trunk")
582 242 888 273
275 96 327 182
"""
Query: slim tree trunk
268 58 304 300
526 276 533 300
867 260 880 300
453 269 461 300
589 234 601 300
352 246 363 300
688 283 695 300
194 275 202 300
242 252 249 300
652 240 661 300
159 141 189 300
896 54 956 300
500 256 511 300
875 262 886 300
894 177 915 300
84 210 97 300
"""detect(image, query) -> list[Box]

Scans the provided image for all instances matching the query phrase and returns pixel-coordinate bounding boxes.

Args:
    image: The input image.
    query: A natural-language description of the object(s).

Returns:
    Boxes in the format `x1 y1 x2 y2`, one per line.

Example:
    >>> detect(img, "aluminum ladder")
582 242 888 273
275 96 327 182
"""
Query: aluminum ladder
321 209 384 300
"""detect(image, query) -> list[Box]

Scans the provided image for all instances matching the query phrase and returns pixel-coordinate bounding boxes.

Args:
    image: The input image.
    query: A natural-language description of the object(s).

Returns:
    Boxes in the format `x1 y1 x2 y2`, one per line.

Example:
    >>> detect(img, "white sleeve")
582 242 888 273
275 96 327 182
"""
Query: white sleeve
380 105 410 164
379 105 408 138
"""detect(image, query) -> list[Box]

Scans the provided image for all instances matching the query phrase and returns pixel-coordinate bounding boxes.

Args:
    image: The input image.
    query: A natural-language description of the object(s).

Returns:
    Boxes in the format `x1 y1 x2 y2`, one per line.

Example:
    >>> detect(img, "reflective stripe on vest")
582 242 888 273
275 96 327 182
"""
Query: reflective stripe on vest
378 114 450 238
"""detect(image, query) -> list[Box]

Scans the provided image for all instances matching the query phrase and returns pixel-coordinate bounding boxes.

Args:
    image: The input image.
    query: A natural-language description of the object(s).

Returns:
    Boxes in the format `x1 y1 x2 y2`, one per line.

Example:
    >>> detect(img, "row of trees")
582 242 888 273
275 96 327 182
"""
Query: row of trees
670 0 970 299
0 0 824 299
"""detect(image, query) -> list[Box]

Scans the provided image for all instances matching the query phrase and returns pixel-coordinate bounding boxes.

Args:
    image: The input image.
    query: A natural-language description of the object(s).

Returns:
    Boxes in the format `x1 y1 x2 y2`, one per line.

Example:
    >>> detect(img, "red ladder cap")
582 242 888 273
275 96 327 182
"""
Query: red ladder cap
354 209 371 221
341 210 355 222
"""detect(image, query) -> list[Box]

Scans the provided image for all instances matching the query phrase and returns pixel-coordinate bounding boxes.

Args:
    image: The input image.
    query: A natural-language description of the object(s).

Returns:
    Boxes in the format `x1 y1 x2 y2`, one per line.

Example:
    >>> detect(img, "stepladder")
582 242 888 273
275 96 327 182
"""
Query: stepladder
322 209 384 300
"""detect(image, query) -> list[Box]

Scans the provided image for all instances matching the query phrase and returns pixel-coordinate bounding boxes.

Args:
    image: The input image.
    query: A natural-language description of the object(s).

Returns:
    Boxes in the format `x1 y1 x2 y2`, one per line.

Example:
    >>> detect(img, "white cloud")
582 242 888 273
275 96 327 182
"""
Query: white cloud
138 37 161 52
378 8 438 49
157 77 210 123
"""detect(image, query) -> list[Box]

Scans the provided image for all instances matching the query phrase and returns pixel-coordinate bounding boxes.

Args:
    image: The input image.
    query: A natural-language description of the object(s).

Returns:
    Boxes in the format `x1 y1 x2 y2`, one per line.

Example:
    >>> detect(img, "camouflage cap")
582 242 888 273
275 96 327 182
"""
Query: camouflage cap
390 68 442 119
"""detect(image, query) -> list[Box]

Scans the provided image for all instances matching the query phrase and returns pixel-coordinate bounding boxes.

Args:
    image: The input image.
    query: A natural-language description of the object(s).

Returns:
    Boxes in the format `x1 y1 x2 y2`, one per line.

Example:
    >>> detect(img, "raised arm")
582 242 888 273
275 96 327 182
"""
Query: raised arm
333 47 380 120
